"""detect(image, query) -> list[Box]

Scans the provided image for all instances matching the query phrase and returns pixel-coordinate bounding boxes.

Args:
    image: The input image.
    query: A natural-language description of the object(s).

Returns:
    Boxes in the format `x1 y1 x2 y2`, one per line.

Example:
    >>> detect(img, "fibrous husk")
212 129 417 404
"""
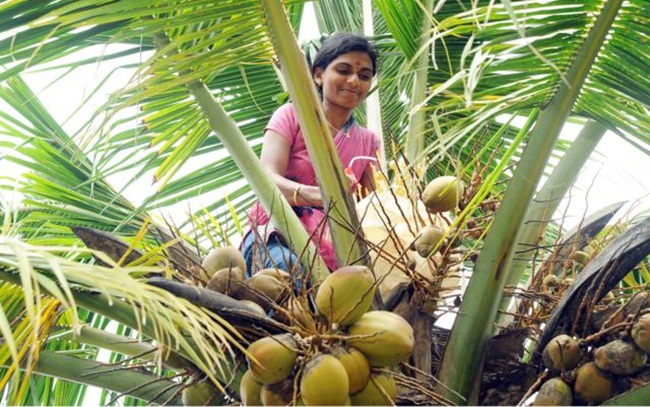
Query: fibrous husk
594 339 647 375
330 345 370 395
542 334 581 372
181 380 218 406
421 175 464 213
349 372 397 406
346 310 414 367
574 362 614 404
299 354 349 406
240 369 263 406
315 265 376 327
632 313 650 353
205 266 245 296
533 377 573 406
246 333 298 384
202 246 247 278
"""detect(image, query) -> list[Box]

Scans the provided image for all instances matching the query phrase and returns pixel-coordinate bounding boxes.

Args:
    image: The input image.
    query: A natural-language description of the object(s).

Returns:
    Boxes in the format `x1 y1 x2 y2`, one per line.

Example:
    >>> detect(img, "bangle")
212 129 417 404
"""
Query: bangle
292 185 302 206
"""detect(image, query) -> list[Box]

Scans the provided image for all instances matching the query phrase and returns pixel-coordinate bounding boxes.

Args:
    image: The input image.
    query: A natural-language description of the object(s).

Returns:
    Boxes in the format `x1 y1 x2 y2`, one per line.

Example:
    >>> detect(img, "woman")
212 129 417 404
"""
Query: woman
242 32 381 280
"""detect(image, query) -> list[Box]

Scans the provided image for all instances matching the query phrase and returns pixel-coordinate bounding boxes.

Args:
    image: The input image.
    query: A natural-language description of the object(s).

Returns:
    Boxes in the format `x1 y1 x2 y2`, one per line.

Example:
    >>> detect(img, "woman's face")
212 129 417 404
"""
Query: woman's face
314 51 374 111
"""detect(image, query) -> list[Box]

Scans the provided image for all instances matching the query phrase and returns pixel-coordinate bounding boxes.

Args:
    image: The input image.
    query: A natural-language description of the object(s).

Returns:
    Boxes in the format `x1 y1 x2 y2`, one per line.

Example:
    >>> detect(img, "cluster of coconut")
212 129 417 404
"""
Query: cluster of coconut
533 313 650 405
239 265 415 406
200 245 291 316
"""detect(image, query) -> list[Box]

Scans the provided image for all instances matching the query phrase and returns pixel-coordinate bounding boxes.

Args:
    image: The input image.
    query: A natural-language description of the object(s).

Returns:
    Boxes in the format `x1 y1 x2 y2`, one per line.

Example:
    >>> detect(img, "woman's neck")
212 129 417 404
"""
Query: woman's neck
323 104 352 132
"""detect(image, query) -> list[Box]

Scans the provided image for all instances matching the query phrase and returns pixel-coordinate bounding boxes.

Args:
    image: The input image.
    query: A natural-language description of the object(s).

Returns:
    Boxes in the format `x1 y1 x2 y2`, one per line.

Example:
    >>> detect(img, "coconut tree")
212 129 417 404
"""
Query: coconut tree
0 0 649 405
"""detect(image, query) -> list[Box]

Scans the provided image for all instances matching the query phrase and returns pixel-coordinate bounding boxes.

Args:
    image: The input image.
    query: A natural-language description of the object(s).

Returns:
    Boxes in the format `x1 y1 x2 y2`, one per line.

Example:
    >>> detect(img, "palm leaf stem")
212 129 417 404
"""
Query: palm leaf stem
260 0 369 275
3 350 184 405
436 0 624 404
404 0 435 162
497 119 608 325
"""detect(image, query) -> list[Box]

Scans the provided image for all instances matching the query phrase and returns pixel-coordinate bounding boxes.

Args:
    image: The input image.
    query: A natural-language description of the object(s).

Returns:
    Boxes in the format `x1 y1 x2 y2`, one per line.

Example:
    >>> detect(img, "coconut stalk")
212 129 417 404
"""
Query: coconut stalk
404 0 435 163
436 0 624 404
150 32 329 283
260 0 370 274
496 119 608 325
5 350 185 405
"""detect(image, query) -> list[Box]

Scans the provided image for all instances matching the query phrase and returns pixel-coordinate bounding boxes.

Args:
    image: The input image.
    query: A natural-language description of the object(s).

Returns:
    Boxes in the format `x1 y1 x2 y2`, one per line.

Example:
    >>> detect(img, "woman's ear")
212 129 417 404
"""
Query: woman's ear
313 68 323 86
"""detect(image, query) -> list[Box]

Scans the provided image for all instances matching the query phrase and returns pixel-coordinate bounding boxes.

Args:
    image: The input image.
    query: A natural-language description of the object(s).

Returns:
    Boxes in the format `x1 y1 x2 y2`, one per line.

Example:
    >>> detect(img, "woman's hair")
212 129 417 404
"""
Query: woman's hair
311 33 378 76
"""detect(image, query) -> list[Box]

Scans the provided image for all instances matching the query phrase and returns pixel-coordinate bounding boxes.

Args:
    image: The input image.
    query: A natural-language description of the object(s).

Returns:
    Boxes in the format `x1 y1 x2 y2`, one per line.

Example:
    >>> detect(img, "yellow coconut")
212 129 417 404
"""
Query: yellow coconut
346 310 414 367
631 313 650 353
533 377 572 406
202 246 247 278
570 250 590 266
247 333 298 384
541 334 581 372
315 265 376 327
421 176 464 213
331 346 370 395
412 225 445 258
574 362 614 404
240 370 263 406
260 377 294 406
595 339 647 375
181 380 219 406
350 372 397 406
205 266 246 296
299 354 349 406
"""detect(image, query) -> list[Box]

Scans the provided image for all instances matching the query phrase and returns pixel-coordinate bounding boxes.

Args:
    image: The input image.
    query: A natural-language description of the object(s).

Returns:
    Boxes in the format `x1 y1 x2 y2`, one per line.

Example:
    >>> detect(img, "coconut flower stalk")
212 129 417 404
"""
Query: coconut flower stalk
260 0 371 279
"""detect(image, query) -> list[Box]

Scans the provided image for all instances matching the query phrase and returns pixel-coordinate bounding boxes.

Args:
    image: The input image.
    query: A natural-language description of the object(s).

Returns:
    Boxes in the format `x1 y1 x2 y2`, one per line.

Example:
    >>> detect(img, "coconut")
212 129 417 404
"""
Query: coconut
570 250 590 266
246 333 298 384
346 310 414 367
574 362 614 404
181 380 218 406
299 354 349 406
240 274 288 307
331 346 370 395
533 377 573 406
631 313 650 353
240 369 263 406
239 299 268 318
205 266 245 296
542 334 581 372
256 268 292 283
315 265 376 327
260 377 294 406
594 339 647 375
202 246 247 278
413 225 445 258
421 176 464 213
350 372 397 406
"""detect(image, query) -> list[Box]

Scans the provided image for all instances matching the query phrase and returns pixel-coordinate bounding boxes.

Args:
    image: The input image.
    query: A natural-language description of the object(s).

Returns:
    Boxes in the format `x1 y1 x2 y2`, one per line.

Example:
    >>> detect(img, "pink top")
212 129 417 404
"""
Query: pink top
248 103 381 270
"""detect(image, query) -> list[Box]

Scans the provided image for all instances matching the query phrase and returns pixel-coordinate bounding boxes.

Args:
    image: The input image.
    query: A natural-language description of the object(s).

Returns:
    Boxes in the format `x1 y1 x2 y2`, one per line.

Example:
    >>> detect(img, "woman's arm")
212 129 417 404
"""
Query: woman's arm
260 130 323 207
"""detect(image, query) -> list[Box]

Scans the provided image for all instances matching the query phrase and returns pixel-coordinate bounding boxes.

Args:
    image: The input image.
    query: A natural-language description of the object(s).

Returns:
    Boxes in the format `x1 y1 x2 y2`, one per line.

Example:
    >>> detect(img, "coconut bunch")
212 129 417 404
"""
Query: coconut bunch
357 173 465 300
533 312 650 406
239 265 415 406
201 246 292 316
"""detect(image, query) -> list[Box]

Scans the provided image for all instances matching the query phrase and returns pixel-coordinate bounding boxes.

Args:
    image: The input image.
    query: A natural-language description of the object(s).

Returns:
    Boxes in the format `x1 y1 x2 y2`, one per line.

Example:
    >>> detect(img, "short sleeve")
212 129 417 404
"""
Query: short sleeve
265 103 299 145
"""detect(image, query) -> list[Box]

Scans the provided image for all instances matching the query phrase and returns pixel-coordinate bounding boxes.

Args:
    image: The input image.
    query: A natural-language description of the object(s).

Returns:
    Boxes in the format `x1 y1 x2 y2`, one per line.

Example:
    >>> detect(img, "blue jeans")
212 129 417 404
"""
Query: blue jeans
240 231 308 291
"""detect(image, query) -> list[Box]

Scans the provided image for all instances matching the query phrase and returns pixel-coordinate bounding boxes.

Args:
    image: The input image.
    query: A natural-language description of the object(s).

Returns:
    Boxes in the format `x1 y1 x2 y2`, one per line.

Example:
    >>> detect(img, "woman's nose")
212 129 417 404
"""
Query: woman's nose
347 74 360 86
